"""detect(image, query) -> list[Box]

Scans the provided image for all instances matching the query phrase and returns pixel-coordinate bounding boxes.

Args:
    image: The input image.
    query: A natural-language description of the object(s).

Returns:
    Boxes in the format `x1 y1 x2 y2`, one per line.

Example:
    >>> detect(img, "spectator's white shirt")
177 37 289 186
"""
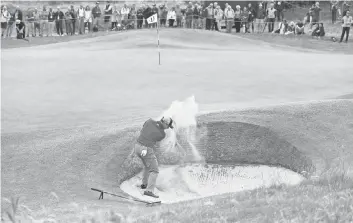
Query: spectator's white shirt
215 8 223 20
121 7 130 16
342 15 352 27
167 10 176 20
224 8 235 19
267 8 276 18
84 10 92 22
78 8 85 17
1 9 10 22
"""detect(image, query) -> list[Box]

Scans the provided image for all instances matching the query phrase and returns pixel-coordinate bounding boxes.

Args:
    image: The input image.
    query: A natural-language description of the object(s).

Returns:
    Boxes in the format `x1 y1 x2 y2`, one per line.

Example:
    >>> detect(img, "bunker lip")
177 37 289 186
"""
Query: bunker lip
117 121 314 190
120 163 305 204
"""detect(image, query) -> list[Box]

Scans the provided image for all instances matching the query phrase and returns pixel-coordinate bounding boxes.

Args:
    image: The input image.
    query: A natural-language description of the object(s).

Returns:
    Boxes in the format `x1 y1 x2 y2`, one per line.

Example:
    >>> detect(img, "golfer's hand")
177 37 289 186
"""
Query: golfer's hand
141 149 147 157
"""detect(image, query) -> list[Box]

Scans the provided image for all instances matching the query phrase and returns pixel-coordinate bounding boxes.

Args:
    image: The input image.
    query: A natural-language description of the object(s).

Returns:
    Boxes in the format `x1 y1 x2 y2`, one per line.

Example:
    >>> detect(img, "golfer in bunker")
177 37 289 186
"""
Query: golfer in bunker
134 116 175 198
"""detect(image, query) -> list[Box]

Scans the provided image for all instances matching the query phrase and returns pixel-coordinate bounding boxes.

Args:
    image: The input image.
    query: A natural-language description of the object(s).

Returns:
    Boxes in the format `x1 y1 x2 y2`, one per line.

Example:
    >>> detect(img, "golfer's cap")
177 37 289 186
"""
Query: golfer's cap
161 117 174 129
96 1 99 4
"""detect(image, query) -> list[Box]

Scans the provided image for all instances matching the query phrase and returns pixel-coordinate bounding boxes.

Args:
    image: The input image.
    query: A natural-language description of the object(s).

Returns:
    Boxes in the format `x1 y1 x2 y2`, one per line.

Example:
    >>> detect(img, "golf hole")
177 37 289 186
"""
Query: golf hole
120 163 305 204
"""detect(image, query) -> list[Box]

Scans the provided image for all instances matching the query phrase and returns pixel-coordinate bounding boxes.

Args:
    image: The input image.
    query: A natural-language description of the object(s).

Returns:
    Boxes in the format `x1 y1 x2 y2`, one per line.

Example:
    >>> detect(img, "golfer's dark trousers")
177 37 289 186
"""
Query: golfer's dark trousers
268 18 275 32
340 27 350 42
55 20 63 35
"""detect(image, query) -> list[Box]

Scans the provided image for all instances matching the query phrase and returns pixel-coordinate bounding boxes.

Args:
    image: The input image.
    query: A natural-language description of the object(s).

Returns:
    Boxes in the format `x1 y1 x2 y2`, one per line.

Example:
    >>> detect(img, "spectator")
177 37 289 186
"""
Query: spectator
167 7 176 27
104 1 112 30
295 20 305 35
310 2 321 29
48 7 55 37
32 8 40 37
185 3 193 29
84 5 92 33
70 5 77 35
40 6 49 37
26 9 34 37
241 6 250 33
342 1 351 16
332 1 338 24
160 5 168 27
129 4 137 29
276 1 284 22
136 6 144 29
273 19 287 34
1 5 10 38
151 4 158 28
256 3 266 33
15 19 25 39
224 5 234 33
110 6 117 30
266 3 276 33
192 3 201 29
77 5 85 34
285 21 295 35
311 23 325 38
14 6 25 37
214 5 223 31
54 7 64 36
304 8 313 26
212 2 218 31
175 4 182 28
64 7 73 35
247 3 256 33
92 2 102 31
143 5 151 28
339 10 352 43
234 5 241 33
200 4 207 29
6 9 15 38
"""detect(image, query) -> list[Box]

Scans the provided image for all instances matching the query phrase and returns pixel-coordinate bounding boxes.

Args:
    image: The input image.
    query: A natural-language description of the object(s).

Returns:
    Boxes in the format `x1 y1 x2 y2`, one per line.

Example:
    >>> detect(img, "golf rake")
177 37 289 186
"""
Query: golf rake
91 188 161 206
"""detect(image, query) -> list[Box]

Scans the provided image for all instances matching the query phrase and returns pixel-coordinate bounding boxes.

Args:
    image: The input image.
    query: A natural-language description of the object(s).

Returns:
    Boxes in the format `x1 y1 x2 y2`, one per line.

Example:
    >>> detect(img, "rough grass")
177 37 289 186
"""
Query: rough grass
3 173 352 222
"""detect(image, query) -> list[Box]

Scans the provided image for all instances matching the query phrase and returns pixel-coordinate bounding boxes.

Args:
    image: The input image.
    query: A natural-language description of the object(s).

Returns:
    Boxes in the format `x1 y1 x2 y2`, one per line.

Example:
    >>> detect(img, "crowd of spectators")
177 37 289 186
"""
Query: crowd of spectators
0 1 352 43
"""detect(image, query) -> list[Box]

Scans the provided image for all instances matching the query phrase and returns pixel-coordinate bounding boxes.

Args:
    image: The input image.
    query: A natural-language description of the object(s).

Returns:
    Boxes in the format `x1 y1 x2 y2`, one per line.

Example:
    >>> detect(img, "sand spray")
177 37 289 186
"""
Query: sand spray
157 95 204 162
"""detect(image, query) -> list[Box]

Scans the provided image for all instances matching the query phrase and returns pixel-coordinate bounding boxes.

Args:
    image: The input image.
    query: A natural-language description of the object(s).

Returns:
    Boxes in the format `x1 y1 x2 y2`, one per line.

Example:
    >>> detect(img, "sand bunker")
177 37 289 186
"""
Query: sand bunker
120 163 304 204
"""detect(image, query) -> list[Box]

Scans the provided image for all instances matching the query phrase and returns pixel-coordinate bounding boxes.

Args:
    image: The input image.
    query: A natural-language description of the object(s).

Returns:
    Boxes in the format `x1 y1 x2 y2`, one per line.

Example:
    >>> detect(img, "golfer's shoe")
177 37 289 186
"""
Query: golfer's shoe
144 191 159 198
140 184 147 189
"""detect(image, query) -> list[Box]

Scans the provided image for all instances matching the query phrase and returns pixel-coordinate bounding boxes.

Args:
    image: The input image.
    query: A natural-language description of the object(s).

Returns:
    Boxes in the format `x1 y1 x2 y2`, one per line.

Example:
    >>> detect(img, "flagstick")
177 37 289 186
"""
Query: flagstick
157 17 161 65
154 0 160 66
